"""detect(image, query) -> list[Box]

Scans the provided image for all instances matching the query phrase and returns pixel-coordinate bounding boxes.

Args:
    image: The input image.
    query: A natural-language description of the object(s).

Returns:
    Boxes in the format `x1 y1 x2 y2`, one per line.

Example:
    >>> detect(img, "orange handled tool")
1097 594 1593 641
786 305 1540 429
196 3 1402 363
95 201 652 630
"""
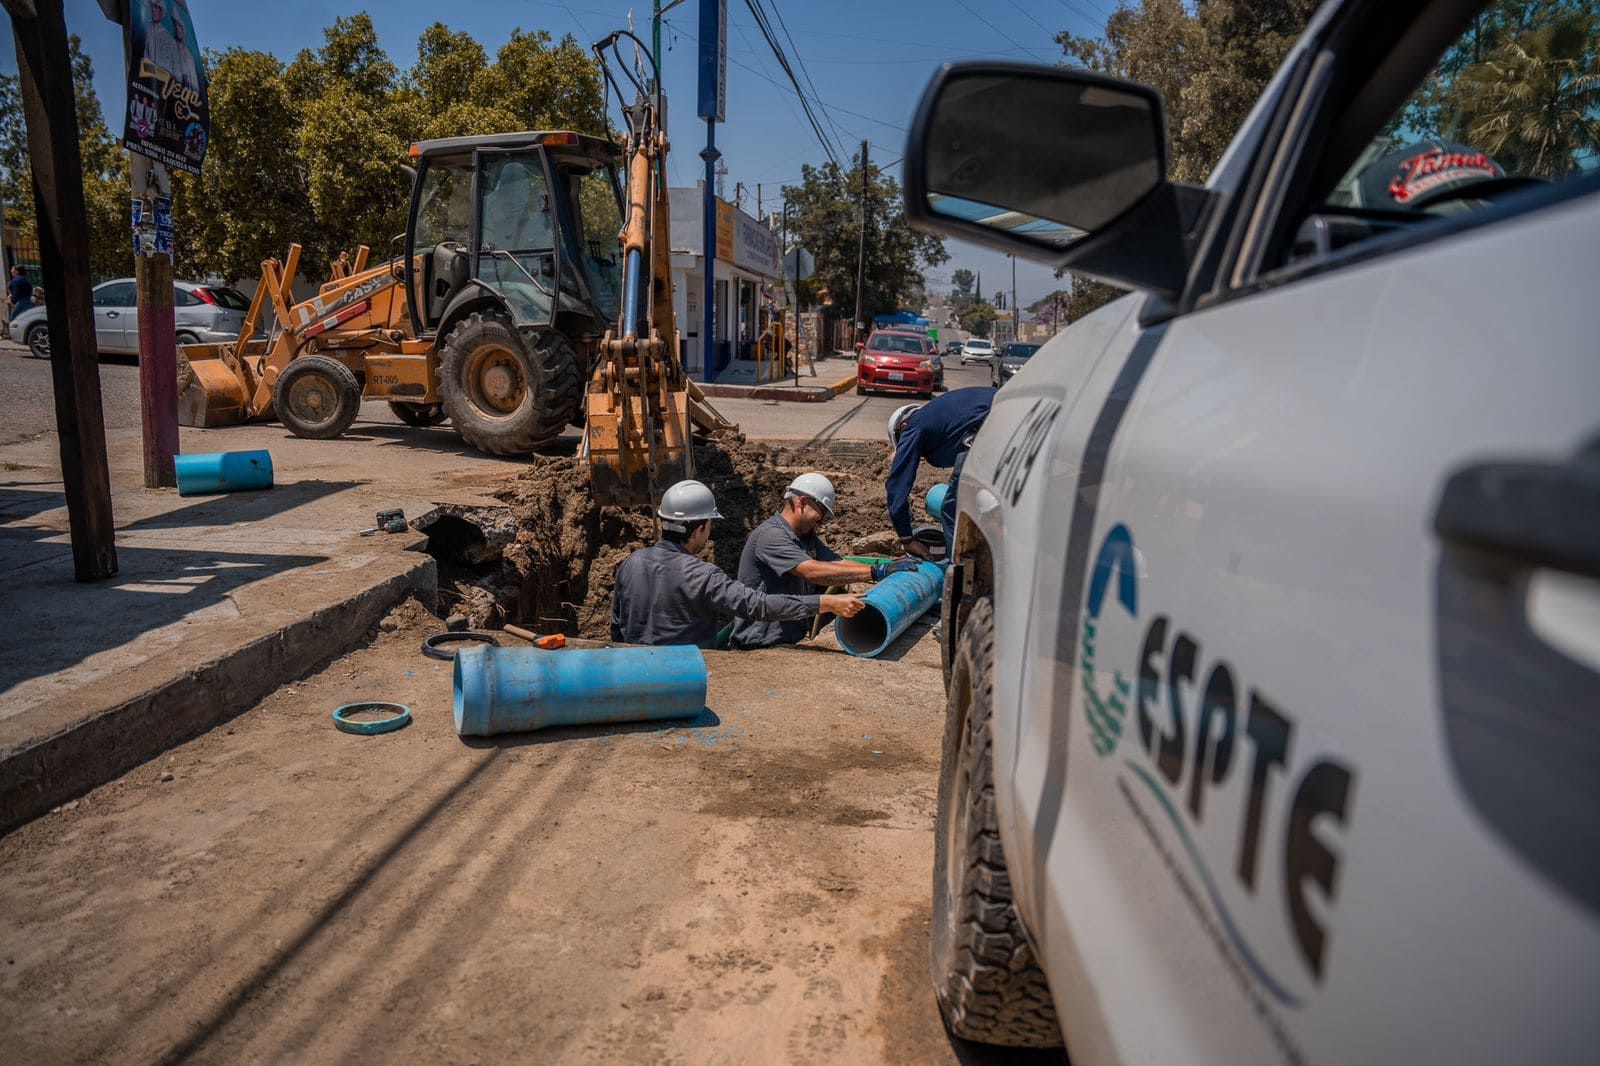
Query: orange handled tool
504 624 566 649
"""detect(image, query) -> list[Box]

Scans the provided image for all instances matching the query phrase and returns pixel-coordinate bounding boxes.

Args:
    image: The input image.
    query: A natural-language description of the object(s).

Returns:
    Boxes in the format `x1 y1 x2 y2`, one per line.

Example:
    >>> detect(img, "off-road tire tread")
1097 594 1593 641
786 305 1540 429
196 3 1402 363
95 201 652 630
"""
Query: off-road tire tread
437 313 581 455
932 597 1062 1048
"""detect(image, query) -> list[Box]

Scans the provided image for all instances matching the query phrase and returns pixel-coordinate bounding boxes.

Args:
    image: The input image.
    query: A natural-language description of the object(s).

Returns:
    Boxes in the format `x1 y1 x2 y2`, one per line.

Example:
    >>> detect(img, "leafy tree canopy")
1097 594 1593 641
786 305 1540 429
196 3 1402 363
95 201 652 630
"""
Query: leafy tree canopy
782 149 948 324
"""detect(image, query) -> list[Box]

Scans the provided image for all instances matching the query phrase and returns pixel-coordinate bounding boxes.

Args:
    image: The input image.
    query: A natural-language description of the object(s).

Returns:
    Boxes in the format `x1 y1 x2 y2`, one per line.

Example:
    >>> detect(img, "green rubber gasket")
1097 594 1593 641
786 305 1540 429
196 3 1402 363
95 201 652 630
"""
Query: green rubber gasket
332 702 413 735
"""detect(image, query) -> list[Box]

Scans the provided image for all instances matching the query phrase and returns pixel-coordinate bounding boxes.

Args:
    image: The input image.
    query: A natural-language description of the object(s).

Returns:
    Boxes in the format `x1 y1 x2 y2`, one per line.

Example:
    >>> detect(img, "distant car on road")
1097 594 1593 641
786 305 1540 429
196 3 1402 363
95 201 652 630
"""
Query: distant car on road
991 342 1039 387
959 337 994 364
12 278 256 360
855 328 935 398
944 339 963 356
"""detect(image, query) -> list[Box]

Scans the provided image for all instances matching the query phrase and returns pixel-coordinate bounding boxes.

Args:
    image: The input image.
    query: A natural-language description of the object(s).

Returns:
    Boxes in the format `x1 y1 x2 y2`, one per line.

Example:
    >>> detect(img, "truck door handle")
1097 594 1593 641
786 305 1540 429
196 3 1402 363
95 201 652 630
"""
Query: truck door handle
104 311 119 318
1434 459 1600 580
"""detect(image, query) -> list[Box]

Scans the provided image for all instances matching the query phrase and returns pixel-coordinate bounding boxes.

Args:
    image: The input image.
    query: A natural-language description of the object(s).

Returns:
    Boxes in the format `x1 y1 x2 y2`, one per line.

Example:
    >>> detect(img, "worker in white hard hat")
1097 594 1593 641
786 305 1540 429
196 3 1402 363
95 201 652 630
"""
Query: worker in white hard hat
886 386 995 556
729 473 921 649
611 479 868 649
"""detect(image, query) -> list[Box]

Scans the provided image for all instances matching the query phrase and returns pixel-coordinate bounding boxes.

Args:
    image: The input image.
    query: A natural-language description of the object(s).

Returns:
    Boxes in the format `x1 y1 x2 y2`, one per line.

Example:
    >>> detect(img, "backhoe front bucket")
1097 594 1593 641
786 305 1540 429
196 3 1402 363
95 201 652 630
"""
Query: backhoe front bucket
177 344 254 428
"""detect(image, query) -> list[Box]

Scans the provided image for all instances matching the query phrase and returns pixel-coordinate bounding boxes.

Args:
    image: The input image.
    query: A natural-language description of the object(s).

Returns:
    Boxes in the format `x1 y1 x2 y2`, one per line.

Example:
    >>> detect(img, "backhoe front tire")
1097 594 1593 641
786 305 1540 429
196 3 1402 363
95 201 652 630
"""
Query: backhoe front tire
931 597 1062 1048
437 314 581 455
273 354 361 440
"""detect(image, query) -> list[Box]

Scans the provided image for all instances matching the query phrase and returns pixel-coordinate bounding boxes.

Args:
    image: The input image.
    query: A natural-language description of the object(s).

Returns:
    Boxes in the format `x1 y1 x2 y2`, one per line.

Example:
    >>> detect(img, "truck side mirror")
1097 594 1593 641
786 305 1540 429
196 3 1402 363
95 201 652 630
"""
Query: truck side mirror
904 62 1214 302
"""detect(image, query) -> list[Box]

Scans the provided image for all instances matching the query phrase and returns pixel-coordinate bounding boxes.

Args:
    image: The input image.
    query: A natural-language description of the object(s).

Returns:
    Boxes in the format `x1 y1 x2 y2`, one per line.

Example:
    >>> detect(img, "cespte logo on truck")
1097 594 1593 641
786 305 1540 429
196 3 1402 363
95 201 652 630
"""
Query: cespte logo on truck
1079 524 1357 1031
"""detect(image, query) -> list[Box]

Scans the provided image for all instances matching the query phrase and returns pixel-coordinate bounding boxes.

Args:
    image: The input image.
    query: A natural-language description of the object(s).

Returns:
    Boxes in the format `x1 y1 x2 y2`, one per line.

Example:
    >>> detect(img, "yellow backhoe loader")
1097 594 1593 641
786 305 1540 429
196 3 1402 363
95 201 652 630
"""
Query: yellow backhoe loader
179 55 734 504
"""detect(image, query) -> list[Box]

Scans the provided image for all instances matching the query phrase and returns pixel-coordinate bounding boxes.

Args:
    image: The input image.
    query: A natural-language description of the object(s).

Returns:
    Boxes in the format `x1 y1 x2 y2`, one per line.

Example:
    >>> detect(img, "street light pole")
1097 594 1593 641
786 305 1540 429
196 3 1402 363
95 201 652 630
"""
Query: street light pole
701 124 719 383
852 139 869 349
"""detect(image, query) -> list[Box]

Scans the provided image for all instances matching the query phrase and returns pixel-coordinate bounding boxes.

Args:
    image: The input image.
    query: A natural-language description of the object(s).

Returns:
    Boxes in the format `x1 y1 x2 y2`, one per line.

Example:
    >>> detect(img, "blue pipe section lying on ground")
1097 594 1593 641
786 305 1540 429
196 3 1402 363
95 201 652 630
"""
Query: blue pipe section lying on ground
453 644 707 737
835 561 947 658
622 247 642 337
173 450 273 496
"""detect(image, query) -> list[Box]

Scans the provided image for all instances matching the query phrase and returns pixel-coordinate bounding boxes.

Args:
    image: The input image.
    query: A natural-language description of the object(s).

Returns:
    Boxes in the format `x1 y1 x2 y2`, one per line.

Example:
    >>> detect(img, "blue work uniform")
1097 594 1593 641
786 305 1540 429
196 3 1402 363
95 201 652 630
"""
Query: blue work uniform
886 386 995 544
7 273 33 317
610 539 821 650
730 512 842 648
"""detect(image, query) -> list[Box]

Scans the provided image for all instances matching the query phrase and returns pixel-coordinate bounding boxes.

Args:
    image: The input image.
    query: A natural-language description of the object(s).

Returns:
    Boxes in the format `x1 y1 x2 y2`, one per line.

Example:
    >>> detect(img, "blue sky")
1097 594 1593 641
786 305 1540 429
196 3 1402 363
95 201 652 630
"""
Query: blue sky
3 0 1112 309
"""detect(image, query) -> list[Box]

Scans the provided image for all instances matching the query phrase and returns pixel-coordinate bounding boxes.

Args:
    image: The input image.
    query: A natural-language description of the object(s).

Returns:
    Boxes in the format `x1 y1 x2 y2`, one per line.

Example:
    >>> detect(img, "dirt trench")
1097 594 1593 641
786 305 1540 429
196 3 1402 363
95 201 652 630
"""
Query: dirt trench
442 436 947 636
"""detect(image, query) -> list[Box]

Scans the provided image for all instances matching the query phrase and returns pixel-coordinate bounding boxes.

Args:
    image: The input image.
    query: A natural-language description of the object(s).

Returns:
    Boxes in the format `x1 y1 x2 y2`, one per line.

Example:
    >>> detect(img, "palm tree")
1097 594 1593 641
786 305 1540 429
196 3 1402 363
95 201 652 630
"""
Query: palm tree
1456 9 1600 178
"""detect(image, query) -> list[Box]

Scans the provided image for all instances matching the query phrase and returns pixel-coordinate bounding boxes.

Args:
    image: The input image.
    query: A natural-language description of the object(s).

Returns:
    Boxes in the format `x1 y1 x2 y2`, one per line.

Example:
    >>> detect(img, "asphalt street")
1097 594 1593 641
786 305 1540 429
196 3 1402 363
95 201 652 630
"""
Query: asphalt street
0 340 997 451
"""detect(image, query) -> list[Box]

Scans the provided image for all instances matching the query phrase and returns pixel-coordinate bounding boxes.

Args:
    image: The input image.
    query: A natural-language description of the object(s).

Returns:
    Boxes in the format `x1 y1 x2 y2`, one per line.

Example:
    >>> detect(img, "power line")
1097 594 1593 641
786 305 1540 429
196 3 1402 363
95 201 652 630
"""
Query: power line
951 0 1055 57
737 0 844 170
766 0 849 155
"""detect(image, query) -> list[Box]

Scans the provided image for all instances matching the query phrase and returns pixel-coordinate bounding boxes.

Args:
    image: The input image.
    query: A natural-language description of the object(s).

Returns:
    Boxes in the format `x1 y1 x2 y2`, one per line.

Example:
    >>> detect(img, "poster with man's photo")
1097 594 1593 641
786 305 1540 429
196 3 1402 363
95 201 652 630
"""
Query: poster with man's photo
123 0 208 175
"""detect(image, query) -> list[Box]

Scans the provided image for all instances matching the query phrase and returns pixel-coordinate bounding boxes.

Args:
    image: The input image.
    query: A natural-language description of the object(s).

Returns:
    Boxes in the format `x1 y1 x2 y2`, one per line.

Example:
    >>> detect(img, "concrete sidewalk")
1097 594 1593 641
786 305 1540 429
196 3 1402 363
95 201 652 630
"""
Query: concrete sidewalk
700 352 858 402
0 359 533 831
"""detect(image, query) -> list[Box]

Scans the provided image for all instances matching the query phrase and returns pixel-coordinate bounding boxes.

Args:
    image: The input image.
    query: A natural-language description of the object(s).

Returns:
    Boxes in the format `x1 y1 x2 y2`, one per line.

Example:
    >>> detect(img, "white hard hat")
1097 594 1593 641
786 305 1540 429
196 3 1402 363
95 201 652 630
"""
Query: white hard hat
887 402 925 445
784 472 837 520
658 479 722 531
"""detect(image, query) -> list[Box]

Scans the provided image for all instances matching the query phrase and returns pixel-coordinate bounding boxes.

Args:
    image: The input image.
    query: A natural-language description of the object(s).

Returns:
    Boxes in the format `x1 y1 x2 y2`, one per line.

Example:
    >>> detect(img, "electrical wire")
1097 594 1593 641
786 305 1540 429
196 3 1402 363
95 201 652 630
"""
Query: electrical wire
766 0 850 156
738 0 844 169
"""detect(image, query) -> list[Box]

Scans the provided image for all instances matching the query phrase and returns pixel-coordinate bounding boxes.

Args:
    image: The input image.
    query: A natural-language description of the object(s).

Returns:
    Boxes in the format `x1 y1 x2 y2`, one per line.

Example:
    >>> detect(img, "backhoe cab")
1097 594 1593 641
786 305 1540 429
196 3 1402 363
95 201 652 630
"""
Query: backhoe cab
406 130 625 454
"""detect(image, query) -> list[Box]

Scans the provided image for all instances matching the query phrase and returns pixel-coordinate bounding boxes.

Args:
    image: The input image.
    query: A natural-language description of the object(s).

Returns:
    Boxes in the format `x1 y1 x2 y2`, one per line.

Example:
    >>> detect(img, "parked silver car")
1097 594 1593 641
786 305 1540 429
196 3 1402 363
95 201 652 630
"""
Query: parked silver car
12 278 255 359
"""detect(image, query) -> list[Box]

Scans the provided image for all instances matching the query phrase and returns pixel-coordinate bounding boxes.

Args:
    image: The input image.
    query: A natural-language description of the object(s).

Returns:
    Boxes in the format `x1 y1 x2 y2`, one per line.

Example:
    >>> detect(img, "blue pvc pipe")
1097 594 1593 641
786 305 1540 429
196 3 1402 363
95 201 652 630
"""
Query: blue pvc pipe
835 561 947 658
925 482 949 519
173 449 273 496
623 247 642 337
453 644 707 736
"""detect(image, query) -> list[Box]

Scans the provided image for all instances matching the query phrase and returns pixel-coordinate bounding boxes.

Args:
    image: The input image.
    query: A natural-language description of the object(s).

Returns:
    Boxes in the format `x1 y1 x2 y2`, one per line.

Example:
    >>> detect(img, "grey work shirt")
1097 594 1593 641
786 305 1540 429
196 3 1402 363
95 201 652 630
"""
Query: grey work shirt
610 539 821 650
730 512 842 649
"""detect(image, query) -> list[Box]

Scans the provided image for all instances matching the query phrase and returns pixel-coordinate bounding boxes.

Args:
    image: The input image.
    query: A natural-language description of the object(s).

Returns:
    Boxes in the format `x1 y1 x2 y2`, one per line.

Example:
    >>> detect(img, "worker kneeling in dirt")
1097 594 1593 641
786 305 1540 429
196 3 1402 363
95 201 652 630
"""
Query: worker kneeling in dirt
611 479 868 650
730 473 920 650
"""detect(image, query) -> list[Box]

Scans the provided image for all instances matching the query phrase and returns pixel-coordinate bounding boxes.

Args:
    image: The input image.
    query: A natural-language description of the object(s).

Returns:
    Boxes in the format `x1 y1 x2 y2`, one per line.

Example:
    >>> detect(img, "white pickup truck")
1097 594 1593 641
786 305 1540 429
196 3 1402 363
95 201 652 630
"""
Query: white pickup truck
903 0 1599 1062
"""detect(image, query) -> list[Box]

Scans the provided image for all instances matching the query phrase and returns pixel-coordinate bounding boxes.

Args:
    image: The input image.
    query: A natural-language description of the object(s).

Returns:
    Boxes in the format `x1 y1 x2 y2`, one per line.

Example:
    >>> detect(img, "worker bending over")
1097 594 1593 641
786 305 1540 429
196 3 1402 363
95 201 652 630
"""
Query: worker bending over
611 479 866 649
731 474 920 650
885 386 995 557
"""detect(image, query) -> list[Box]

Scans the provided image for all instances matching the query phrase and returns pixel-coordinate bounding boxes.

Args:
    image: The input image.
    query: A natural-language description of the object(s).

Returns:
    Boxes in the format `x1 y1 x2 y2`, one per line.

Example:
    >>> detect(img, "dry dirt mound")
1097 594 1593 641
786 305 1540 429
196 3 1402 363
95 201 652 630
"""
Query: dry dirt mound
466 435 946 638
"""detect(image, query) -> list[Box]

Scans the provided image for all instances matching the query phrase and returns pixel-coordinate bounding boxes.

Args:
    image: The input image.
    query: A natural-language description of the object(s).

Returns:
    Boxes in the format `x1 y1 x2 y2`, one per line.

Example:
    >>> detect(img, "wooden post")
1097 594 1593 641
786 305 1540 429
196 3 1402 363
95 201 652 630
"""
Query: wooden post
6 0 118 581
132 155 178 487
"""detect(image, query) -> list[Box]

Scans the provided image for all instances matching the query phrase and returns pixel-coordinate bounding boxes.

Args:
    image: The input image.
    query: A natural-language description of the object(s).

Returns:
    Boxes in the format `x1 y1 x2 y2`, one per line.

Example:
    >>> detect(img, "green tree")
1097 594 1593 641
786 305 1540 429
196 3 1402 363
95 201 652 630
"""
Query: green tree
171 47 313 282
1059 0 1318 183
1 36 128 280
1066 275 1126 323
961 299 996 337
783 149 948 323
1409 2 1600 178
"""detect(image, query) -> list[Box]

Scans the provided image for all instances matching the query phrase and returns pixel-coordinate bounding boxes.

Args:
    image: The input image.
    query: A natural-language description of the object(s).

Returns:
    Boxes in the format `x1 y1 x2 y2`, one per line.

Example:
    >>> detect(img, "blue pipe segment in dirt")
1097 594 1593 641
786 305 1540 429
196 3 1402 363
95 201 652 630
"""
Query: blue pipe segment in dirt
453 644 707 737
173 450 273 496
835 561 948 658
925 482 949 519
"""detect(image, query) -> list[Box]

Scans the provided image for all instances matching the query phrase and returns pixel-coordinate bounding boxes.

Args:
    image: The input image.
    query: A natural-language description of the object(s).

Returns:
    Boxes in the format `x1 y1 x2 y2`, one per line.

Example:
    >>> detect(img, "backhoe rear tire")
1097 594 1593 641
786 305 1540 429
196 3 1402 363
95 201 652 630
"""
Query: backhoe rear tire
273 354 362 440
437 313 581 455
932 597 1062 1048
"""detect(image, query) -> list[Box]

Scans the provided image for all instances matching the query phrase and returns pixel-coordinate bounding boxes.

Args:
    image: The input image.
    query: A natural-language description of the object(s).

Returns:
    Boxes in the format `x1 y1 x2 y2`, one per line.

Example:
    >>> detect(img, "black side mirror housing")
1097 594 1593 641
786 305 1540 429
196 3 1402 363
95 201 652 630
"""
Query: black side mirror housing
903 61 1215 301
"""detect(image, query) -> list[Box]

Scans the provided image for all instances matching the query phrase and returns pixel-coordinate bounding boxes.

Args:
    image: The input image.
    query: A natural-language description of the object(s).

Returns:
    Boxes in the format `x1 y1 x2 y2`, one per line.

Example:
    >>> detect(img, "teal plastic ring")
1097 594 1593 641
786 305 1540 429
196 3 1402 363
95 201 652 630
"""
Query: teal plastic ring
332 702 413 735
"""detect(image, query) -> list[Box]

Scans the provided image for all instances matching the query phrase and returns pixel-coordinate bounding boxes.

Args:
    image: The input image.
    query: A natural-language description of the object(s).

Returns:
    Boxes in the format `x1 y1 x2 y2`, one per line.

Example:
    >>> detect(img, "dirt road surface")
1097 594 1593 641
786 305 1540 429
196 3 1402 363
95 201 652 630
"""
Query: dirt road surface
0 603 1059 1064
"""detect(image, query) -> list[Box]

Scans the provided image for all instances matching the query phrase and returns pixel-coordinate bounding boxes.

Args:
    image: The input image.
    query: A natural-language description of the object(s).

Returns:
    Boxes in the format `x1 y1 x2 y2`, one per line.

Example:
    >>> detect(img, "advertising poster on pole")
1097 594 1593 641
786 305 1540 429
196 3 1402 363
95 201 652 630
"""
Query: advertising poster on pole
122 0 209 176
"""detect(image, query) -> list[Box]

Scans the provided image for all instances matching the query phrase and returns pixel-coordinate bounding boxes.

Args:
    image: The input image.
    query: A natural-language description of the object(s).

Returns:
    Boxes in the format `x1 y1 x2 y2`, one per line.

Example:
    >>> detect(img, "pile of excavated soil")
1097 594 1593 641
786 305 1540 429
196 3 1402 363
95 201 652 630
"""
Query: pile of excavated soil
480 435 947 638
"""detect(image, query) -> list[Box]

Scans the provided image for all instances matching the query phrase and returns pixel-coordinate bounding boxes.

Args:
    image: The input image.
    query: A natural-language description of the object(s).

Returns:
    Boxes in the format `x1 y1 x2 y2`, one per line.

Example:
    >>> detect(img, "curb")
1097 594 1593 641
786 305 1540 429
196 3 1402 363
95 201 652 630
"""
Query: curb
698 370 858 403
0 554 437 834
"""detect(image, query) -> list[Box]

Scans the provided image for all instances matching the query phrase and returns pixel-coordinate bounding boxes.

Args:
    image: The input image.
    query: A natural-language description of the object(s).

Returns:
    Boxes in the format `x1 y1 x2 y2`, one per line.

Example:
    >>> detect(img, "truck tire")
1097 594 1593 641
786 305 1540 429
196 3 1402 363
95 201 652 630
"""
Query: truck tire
388 401 447 427
437 313 580 455
931 596 1062 1048
273 354 362 440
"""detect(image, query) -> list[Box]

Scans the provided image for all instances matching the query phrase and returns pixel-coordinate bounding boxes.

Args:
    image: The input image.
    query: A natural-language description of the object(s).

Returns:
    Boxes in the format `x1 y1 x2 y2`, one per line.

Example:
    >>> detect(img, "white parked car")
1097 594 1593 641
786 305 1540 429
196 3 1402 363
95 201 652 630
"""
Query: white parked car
959 336 994 364
905 1 1599 1062
11 278 256 360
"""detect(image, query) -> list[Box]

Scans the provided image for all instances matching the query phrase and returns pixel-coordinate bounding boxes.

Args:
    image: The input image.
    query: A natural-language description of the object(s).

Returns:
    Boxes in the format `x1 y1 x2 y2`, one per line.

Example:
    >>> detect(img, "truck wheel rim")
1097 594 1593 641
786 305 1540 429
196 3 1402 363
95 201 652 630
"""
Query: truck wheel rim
465 344 527 417
286 374 338 427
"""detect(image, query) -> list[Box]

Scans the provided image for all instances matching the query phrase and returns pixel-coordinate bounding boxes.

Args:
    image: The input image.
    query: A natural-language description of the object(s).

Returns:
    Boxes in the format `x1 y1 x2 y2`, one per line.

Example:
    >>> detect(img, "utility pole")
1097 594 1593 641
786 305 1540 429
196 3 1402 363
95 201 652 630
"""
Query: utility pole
133 156 178 488
0 180 9 339
756 183 762 218
852 138 869 349
697 0 725 383
1011 253 1018 345
6 0 118 581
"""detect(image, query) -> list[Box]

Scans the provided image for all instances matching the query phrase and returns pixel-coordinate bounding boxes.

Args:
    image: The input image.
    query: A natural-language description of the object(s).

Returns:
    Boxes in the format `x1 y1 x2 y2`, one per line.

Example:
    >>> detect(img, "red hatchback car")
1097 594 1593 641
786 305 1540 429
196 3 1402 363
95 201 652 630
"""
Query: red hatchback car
856 329 935 398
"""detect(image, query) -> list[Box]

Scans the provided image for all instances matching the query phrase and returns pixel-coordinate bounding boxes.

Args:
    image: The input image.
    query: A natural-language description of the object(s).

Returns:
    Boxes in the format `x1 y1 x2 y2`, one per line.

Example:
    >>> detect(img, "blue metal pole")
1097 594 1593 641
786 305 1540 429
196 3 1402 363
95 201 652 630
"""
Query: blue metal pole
835 561 948 658
453 644 708 736
700 120 719 383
